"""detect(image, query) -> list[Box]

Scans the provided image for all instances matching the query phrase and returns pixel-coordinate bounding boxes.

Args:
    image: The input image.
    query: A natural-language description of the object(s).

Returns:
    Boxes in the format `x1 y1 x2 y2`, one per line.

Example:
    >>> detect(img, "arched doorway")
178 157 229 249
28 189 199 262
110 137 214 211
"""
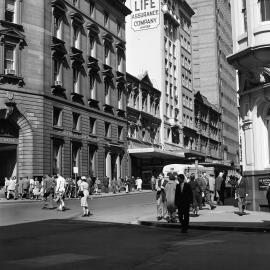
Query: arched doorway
0 118 19 186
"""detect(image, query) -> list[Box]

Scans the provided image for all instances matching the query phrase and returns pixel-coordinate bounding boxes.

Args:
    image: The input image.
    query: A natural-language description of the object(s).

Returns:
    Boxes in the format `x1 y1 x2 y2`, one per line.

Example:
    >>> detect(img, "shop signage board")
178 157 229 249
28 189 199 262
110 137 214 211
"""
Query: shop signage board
258 178 270 190
0 137 18 144
130 0 160 31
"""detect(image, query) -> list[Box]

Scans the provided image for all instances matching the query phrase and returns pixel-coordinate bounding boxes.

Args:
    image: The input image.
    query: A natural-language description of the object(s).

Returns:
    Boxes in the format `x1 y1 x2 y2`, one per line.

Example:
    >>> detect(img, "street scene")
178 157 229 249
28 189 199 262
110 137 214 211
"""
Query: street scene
1 0 270 269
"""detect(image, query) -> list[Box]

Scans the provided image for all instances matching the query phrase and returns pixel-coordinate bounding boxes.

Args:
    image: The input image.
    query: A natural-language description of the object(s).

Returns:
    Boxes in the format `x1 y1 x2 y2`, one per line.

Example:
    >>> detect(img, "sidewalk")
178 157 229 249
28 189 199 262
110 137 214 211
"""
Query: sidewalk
0 189 153 203
138 205 270 232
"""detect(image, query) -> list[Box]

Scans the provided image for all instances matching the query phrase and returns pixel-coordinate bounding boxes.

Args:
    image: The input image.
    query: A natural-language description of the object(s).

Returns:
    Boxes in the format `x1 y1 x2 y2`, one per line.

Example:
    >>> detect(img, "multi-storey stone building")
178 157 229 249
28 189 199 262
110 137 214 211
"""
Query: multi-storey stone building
186 0 239 166
194 91 222 163
0 0 131 185
228 0 270 210
126 72 163 179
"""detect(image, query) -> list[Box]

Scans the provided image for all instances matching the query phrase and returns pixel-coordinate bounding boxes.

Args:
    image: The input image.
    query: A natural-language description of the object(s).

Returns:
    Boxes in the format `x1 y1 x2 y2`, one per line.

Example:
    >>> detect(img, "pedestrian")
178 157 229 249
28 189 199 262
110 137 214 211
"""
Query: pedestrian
103 177 109 193
13 176 18 200
42 174 55 209
195 172 206 209
208 173 216 202
111 177 117 194
156 173 167 220
164 173 177 222
54 174 66 211
175 174 193 233
189 173 201 216
78 176 91 217
29 177 35 200
202 172 216 210
215 172 225 205
136 177 142 191
33 177 40 200
7 177 16 200
124 176 130 193
266 184 270 212
131 176 136 191
22 176 30 199
18 177 23 199
235 172 248 215
151 176 156 191
117 177 122 193
4 177 10 199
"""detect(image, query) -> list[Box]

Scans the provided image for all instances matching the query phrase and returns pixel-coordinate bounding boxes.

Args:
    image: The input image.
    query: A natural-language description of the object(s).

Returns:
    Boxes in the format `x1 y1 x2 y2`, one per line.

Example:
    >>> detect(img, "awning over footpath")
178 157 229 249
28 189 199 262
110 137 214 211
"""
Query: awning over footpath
128 147 185 159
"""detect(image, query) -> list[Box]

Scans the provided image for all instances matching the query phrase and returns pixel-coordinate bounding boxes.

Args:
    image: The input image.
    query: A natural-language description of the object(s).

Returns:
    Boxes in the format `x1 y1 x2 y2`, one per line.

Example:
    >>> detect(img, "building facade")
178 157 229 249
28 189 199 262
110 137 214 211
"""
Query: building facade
194 91 222 163
0 0 131 185
126 0 194 170
186 0 239 166
228 0 270 210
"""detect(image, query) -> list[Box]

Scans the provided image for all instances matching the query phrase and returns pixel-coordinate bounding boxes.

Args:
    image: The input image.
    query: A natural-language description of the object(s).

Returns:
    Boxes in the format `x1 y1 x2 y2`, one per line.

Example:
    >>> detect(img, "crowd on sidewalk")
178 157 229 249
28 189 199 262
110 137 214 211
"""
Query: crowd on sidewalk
152 170 258 233
2 174 144 216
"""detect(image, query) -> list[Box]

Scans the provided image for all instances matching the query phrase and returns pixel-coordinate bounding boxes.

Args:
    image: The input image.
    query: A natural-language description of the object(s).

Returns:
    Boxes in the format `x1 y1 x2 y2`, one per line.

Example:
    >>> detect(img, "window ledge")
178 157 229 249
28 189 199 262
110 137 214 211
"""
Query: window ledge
0 20 24 31
103 104 114 114
72 129 82 135
89 133 97 138
53 125 64 131
51 84 66 98
71 92 84 104
88 98 100 109
105 137 112 141
118 139 125 144
0 74 25 87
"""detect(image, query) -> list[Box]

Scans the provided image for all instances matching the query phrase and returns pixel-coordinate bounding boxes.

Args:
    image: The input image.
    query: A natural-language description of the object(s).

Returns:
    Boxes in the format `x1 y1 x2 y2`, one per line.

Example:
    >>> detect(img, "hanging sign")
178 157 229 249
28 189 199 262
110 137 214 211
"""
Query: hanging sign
130 0 160 31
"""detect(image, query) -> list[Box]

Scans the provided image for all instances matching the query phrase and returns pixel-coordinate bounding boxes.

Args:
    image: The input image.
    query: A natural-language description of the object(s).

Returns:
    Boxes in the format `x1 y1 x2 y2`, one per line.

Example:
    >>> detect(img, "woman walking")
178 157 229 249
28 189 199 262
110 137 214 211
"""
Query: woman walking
79 176 91 217
189 173 201 216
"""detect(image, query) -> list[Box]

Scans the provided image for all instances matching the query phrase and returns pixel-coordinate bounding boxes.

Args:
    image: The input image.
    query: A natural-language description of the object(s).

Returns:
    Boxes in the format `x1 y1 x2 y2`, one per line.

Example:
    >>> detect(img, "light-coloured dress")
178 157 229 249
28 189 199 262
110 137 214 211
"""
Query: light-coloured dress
80 182 89 207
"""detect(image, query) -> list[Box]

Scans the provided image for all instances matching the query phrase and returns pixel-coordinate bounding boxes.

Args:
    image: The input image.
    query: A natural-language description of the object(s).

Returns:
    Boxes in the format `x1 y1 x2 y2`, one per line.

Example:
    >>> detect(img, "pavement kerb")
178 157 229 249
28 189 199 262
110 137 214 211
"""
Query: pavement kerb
0 190 153 203
138 220 270 233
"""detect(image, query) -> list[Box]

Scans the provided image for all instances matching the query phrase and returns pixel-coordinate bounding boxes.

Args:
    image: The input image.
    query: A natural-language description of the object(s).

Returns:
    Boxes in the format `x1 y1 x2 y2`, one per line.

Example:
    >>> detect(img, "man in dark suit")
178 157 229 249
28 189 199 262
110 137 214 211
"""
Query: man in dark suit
175 174 193 233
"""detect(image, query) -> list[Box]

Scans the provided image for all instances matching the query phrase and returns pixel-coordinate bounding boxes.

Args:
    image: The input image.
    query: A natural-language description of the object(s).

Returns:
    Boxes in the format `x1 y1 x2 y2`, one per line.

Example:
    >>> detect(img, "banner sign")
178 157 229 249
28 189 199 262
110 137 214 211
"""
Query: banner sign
258 178 270 190
130 0 160 31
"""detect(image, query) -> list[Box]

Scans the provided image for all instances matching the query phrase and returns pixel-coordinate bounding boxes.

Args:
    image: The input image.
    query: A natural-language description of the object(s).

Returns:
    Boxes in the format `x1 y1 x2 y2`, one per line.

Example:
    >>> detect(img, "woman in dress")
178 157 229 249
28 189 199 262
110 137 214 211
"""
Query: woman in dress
33 177 40 200
79 176 91 217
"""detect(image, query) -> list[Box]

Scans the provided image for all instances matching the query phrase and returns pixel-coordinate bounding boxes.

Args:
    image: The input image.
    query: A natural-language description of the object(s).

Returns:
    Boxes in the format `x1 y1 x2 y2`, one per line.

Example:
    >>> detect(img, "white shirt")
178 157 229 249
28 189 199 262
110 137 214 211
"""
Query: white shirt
137 178 142 189
56 175 66 193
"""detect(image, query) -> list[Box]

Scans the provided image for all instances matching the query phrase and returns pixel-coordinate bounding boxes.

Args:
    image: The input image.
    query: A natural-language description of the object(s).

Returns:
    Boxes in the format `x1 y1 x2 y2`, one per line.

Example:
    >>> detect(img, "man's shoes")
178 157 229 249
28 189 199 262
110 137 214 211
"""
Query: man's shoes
211 205 216 210
157 216 162 221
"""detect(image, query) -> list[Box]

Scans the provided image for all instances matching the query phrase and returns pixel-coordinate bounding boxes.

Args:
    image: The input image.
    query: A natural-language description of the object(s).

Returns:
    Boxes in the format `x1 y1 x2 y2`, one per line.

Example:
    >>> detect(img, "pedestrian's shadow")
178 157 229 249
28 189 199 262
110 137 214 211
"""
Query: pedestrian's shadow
42 207 57 210
190 213 200 218
234 211 250 216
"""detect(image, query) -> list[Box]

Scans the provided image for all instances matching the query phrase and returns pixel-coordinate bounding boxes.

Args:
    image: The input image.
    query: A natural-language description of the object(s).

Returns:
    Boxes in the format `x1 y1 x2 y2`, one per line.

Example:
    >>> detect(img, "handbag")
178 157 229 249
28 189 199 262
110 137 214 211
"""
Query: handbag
78 190 84 197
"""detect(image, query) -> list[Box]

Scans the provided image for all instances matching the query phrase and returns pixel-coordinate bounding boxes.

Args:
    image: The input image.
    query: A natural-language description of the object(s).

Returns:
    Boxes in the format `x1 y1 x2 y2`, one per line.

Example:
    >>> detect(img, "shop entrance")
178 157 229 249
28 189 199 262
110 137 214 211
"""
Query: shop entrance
0 118 19 186
0 144 17 186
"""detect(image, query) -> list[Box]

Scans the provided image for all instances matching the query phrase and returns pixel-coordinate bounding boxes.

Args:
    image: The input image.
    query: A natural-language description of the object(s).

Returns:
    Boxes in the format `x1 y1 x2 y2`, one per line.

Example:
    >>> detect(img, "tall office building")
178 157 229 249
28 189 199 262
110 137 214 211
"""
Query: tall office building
0 0 131 184
186 0 239 166
126 0 195 176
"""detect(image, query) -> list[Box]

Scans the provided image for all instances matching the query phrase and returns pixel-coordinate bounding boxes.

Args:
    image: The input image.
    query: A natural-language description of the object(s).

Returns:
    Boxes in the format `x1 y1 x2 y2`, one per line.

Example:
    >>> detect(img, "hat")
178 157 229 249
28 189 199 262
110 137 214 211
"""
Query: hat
81 176 86 180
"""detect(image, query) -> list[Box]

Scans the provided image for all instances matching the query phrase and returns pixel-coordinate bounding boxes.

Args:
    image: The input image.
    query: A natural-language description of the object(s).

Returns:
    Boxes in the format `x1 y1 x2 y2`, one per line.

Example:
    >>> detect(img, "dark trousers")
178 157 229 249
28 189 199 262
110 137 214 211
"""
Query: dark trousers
178 206 190 230
204 190 214 207
217 190 225 205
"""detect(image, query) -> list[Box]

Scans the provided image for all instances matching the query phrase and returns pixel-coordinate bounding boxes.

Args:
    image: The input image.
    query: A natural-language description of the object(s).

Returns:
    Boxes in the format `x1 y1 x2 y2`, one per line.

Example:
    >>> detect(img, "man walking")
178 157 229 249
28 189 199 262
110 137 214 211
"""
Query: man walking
55 174 66 211
215 172 225 205
235 172 248 215
202 172 216 210
175 174 193 233
42 175 55 209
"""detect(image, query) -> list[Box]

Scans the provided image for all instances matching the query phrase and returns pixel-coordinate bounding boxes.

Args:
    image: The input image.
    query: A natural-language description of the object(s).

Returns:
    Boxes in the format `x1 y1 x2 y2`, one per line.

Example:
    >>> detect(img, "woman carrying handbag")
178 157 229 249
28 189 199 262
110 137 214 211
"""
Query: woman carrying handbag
79 176 91 217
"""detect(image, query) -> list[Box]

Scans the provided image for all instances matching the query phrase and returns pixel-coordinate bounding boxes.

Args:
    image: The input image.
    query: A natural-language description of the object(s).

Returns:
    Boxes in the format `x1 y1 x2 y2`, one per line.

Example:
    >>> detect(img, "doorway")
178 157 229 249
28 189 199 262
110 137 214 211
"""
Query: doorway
0 144 17 186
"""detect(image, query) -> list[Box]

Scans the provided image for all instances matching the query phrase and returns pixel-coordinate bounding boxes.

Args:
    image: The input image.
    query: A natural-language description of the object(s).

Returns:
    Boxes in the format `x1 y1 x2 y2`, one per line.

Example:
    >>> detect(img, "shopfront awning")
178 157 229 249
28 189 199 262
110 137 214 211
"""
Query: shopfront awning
128 147 185 159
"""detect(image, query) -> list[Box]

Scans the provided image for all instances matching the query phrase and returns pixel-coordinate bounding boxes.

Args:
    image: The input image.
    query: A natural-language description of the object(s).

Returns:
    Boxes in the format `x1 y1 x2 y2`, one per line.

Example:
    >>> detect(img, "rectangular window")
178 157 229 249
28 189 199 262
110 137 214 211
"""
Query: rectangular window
73 25 80 49
73 68 79 93
71 143 80 176
105 122 111 137
4 44 15 72
52 141 62 175
260 0 270 21
104 12 109 27
117 52 123 72
72 112 80 131
117 22 121 36
5 0 15 23
89 74 96 99
90 1 95 16
104 80 110 105
118 126 123 140
89 117 96 134
53 107 62 127
104 45 110 66
88 146 96 177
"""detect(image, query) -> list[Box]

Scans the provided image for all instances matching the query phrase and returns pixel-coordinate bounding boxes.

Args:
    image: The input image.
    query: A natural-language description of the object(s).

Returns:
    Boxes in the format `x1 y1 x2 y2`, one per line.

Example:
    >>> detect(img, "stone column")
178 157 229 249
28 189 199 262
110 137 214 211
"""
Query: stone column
116 154 121 179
